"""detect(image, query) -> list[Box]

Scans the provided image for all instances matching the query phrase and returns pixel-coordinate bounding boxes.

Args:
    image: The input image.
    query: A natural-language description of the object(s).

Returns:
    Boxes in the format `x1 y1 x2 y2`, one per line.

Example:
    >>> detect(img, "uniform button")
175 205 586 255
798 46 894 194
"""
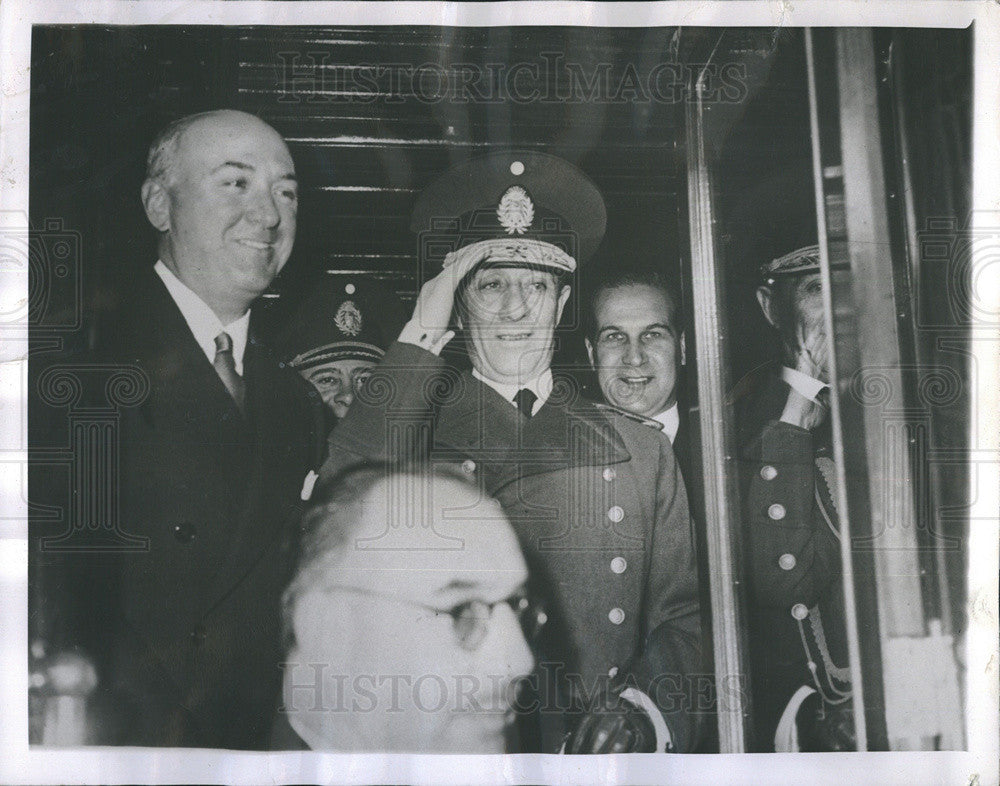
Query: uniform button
760 464 778 481
607 506 625 523
791 603 809 620
607 665 619 678
610 556 627 574
608 607 625 625
190 626 207 645
767 503 786 521
779 553 797 571
173 522 196 543
602 467 616 482
461 459 476 474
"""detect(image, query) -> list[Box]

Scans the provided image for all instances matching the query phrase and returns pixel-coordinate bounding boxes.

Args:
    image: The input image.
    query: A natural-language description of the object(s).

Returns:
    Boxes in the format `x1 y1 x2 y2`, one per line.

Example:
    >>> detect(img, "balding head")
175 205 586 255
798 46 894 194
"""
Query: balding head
145 110 283 186
140 110 297 323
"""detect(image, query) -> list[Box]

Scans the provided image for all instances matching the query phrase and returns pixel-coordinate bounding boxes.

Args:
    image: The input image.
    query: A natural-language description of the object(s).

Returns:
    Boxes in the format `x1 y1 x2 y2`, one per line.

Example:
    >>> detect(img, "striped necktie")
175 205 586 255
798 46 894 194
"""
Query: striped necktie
213 331 246 415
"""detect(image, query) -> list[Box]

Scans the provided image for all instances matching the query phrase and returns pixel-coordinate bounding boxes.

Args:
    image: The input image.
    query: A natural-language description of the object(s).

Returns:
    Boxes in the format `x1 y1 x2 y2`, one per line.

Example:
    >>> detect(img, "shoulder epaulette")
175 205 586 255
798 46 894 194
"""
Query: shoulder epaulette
592 401 664 431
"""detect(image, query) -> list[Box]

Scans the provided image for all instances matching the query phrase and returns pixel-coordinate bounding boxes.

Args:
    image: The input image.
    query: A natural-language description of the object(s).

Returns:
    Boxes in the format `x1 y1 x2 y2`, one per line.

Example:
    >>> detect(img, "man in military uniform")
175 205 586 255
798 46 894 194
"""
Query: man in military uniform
319 151 703 753
282 278 406 426
737 245 855 751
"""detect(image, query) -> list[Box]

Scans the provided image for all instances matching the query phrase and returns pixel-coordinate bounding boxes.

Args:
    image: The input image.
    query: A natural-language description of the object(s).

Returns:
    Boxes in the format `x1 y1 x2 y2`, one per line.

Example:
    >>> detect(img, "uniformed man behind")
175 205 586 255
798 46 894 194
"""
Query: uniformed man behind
282 277 406 426
736 244 855 751
320 151 703 753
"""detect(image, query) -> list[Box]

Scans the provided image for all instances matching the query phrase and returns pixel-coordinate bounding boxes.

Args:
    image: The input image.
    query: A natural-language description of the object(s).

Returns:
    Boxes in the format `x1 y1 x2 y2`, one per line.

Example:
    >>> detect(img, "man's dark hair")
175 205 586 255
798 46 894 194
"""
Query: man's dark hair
280 461 477 651
585 264 680 342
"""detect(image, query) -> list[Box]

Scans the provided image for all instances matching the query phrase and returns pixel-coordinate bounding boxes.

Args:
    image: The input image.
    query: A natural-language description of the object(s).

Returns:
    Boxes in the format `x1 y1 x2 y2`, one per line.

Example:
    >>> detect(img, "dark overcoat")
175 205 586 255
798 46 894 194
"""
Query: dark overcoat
31 267 321 748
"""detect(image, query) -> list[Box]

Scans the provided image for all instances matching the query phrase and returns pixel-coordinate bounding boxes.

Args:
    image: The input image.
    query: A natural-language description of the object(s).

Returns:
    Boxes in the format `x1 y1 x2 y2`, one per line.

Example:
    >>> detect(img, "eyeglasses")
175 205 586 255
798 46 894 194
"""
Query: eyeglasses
322 585 547 652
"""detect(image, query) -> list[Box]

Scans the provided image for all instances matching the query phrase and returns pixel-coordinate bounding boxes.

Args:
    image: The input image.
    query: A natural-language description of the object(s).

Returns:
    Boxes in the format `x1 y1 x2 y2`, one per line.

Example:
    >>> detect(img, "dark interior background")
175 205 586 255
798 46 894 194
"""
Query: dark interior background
29 24 690 377
28 22 972 655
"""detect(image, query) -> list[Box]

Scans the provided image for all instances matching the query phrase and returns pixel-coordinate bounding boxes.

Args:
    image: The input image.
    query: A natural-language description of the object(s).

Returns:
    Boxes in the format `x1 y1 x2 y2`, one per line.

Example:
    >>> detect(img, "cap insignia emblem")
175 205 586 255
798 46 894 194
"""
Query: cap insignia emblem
335 300 362 337
497 185 534 235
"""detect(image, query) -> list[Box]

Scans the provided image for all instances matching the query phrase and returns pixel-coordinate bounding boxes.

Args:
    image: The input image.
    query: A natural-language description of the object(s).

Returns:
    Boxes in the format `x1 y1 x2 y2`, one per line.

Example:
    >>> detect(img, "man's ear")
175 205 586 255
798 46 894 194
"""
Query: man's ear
556 284 572 323
755 284 779 329
679 329 687 366
141 179 171 233
585 336 595 367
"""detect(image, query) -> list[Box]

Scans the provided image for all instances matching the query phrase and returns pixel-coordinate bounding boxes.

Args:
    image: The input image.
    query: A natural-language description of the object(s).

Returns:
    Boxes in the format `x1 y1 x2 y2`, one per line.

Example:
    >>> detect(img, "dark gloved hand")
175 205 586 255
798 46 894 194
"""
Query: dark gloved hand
563 692 658 753
796 693 856 752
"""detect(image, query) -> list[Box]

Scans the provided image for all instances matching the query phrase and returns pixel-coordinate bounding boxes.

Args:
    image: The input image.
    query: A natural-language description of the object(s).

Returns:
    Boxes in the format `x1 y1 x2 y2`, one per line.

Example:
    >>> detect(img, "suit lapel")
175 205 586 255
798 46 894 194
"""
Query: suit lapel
127 274 304 618
199 333 308 614
129 272 247 437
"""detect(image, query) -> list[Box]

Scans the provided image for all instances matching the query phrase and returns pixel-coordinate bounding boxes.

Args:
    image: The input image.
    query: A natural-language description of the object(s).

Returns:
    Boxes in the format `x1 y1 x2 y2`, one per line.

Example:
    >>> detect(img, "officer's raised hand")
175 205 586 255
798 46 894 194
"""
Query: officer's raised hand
794 319 829 384
780 321 830 431
398 240 496 354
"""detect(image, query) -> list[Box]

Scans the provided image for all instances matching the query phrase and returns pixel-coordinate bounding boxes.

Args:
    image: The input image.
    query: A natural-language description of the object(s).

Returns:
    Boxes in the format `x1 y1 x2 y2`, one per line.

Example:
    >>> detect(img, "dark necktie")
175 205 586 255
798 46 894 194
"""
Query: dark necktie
513 387 537 418
213 331 246 415
813 385 833 456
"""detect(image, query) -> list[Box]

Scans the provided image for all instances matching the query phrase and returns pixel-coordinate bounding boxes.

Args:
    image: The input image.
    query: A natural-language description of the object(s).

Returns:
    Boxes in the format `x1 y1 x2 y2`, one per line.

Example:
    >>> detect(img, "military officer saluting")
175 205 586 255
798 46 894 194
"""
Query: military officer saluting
320 151 703 753
736 245 855 752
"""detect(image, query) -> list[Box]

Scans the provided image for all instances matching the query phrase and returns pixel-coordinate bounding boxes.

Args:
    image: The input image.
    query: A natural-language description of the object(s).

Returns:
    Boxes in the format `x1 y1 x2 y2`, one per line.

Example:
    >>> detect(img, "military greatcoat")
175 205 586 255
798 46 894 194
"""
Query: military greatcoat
737 369 851 751
320 341 703 752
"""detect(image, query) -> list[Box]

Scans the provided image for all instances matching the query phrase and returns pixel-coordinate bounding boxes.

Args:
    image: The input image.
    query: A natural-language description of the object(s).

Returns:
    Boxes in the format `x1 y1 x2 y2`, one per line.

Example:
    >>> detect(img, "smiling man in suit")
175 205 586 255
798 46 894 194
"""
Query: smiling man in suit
585 264 686 452
34 109 321 748
320 151 703 754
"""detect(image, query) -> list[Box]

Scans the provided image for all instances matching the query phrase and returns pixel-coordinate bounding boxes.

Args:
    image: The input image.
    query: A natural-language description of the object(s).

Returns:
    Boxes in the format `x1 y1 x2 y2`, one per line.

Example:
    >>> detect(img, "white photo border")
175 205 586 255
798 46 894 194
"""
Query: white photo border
1 2 996 784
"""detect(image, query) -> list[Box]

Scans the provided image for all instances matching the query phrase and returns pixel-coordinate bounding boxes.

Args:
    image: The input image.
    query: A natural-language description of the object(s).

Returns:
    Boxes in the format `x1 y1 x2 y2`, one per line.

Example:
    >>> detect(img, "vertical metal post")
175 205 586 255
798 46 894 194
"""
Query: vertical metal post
832 28 958 750
835 28 926 636
685 74 752 753
804 29 869 751
887 32 954 635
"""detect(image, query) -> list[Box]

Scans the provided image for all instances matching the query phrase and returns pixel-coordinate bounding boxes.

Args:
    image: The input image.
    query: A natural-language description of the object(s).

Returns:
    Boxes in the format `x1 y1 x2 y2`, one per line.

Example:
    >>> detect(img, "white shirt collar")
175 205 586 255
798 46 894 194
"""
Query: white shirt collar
472 367 553 417
780 366 827 402
652 403 680 444
155 260 250 375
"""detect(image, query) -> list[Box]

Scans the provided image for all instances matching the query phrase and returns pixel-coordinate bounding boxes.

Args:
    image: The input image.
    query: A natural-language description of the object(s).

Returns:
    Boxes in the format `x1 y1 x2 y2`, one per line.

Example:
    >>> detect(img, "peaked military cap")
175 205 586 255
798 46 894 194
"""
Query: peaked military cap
282 278 407 371
410 150 607 273
760 244 821 282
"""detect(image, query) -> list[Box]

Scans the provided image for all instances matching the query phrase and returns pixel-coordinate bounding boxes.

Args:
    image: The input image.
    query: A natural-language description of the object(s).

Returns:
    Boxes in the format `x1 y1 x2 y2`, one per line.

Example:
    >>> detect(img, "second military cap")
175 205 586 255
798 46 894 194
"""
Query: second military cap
282 278 407 370
410 150 607 273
